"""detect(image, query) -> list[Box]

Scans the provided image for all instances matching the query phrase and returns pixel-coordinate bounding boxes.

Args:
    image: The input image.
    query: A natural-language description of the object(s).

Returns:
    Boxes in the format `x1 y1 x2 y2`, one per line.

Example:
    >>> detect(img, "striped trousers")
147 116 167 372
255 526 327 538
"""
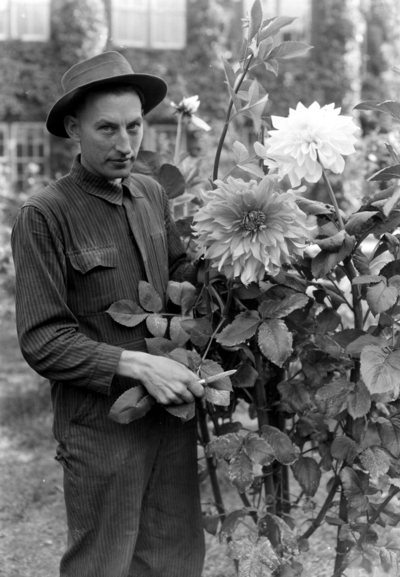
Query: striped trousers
55 393 205 577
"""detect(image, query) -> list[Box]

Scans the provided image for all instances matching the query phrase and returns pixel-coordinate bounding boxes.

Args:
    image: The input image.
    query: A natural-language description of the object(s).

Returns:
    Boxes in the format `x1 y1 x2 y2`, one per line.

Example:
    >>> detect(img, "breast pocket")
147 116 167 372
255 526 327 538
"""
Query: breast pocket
67 246 118 315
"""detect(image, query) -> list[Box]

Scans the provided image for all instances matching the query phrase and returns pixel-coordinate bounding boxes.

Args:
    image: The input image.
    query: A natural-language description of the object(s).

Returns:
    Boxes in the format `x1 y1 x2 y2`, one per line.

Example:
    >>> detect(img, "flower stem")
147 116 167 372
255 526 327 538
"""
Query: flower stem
174 113 183 166
317 157 345 231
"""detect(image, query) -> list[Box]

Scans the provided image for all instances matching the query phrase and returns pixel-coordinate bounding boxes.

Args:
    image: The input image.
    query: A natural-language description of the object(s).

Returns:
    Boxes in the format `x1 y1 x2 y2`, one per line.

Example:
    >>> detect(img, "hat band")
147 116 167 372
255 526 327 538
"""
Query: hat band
63 60 135 93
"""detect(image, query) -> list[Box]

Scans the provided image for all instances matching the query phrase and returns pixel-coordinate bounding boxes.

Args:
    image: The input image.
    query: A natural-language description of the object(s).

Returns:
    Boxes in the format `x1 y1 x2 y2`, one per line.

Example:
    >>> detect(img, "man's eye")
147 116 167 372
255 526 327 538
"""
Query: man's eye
100 126 113 132
129 124 141 132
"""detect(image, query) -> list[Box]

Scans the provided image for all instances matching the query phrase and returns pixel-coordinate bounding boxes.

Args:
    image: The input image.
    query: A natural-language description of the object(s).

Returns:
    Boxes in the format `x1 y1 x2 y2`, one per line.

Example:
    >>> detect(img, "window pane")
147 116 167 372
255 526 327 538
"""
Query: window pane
13 0 50 40
10 123 49 190
0 0 8 38
112 0 149 47
150 0 186 49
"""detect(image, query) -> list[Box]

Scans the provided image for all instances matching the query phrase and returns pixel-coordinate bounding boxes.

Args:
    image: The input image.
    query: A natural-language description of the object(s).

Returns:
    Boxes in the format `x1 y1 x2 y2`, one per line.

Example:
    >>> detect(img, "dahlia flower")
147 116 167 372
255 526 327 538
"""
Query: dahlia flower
192 176 315 286
264 102 358 187
171 95 211 131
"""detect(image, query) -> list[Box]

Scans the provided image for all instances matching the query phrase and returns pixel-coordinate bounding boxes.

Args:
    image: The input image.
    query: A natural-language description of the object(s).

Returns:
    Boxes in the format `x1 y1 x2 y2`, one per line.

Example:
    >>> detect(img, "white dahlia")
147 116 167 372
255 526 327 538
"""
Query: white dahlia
264 102 358 187
192 176 315 286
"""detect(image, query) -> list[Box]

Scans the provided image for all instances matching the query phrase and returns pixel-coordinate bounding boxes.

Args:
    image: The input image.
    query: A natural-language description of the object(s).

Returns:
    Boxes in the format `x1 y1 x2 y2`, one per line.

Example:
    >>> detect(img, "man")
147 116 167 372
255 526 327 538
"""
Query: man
11 51 205 577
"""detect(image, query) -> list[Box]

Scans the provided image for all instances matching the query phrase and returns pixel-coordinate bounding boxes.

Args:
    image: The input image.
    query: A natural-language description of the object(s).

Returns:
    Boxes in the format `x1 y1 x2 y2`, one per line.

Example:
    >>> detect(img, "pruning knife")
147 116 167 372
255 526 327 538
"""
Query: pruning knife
197 369 237 386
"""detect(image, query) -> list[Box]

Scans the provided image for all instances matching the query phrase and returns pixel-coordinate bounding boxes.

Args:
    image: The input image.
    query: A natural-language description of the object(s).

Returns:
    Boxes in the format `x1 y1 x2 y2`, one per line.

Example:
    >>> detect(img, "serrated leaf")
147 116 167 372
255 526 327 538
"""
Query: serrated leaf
233 140 251 164
206 433 243 461
220 509 248 538
291 456 321 497
231 363 259 388
315 308 341 333
269 41 313 60
167 281 197 315
312 236 356 278
259 294 309 319
345 211 379 236
332 329 366 349
229 450 254 492
165 401 196 421
169 316 190 346
132 149 163 177
361 345 400 398
347 381 371 419
315 377 352 418
158 163 185 199
168 347 189 366
355 100 400 119
346 334 388 357
243 432 275 466
138 280 163 313
266 514 299 556
203 514 220 536
248 0 263 41
261 425 299 465
359 446 390 479
107 299 148 327
258 319 293 367
369 164 400 182
200 359 233 391
216 310 261 346
146 314 168 338
340 467 369 510
145 337 177 357
295 196 335 216
205 386 231 406
109 386 155 424
352 274 385 285
377 418 400 458
366 280 398 315
277 380 312 413
180 317 213 347
383 186 400 217
259 16 297 41
314 230 348 252
331 436 358 463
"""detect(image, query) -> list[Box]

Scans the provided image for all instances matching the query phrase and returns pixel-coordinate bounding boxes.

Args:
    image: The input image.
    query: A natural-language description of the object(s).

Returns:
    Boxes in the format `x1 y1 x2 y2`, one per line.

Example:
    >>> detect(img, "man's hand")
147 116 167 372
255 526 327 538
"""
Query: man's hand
116 350 204 405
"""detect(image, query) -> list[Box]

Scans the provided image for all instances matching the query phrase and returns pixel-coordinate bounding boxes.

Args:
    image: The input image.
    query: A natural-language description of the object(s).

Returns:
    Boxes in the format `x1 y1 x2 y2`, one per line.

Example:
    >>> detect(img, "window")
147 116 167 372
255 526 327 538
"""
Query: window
112 0 186 49
243 0 310 42
0 0 50 41
9 123 49 191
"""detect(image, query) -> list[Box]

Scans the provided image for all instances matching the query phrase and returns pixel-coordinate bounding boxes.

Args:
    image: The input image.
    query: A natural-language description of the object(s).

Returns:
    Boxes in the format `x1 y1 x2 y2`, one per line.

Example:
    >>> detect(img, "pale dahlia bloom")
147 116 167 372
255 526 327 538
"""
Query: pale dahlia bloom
264 102 358 187
192 176 315 286
171 95 211 131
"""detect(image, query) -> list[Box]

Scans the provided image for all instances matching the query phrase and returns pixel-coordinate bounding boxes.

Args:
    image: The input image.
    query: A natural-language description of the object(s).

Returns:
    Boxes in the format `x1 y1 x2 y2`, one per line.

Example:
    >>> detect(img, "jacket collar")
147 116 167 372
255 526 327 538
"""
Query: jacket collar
69 155 144 205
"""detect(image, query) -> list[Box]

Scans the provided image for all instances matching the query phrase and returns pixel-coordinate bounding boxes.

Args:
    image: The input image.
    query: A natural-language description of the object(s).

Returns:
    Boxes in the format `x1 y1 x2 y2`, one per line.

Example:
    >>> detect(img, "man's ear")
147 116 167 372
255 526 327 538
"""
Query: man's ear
64 116 81 143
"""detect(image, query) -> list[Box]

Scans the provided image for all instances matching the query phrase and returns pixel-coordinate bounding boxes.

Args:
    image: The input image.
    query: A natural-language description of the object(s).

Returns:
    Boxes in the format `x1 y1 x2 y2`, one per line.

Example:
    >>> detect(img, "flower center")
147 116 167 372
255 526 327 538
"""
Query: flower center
241 210 268 232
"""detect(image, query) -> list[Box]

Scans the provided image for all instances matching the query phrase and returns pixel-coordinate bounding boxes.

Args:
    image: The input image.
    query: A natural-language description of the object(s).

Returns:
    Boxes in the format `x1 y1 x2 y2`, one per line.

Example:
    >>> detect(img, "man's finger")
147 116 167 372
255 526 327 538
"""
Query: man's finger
187 380 205 398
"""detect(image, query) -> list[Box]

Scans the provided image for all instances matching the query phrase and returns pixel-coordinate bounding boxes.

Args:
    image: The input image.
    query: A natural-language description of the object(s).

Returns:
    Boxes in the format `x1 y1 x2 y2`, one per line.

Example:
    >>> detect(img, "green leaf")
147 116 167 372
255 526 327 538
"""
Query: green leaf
145 337 177 357
220 509 248 539
132 149 163 177
314 230 348 252
168 347 189 366
332 329 366 349
340 467 369 510
243 432 275 466
353 249 372 276
291 455 321 497
295 197 335 216
248 0 263 41
165 402 196 422
146 314 168 338
261 425 299 465
345 211 379 236
228 536 281 574
315 377 352 418
233 140 251 164
383 186 400 217
204 386 231 406
180 317 213 347
200 359 233 391
312 236 356 279
157 163 185 199
354 100 400 120
377 418 400 458
107 299 148 327
266 514 299 556
221 56 236 90
347 381 371 419
202 514 220 536
258 319 293 367
216 310 261 346
167 281 197 315
138 280 163 313
206 433 243 461
231 363 259 388
366 280 398 315
259 16 297 41
359 446 390 478
369 164 400 182
361 345 400 397
277 380 312 413
315 308 341 333
317 335 342 359
259 294 309 319
228 450 254 493
269 41 313 60
331 436 358 463
109 386 155 424
346 334 388 358
352 274 385 285
169 316 190 346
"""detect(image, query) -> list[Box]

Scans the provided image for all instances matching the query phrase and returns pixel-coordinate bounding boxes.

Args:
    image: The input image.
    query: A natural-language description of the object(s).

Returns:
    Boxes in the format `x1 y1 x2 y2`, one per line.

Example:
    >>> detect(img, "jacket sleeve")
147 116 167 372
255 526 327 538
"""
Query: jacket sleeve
11 206 123 395
162 191 199 285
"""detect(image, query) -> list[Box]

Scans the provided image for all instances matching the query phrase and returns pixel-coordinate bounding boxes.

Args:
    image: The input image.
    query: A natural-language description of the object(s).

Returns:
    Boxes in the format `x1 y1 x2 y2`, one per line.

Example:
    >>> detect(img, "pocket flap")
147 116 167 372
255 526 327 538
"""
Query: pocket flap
68 246 118 274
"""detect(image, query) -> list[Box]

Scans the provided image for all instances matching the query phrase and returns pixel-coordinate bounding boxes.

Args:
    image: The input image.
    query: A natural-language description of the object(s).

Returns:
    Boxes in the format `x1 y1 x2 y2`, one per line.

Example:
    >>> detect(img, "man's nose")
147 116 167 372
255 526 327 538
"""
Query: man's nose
114 130 132 155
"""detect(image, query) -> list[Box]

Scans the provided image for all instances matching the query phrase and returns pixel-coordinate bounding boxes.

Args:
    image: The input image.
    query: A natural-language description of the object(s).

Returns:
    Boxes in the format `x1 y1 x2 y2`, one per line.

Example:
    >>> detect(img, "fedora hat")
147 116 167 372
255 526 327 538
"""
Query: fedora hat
46 51 168 138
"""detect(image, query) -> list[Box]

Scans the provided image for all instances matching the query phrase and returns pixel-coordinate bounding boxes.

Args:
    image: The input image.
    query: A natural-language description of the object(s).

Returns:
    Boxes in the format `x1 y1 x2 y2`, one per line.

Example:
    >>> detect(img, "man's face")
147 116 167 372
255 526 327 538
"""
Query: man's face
69 90 144 181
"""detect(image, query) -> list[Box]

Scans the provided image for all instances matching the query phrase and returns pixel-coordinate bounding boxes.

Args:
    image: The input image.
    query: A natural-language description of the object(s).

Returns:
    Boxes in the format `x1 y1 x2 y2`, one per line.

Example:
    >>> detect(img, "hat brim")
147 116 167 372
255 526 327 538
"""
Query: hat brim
46 73 168 138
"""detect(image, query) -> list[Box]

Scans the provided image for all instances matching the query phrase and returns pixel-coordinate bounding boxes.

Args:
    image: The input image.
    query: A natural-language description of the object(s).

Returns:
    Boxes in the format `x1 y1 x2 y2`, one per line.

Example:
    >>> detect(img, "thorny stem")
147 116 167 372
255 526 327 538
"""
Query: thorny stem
300 475 341 540
356 487 400 548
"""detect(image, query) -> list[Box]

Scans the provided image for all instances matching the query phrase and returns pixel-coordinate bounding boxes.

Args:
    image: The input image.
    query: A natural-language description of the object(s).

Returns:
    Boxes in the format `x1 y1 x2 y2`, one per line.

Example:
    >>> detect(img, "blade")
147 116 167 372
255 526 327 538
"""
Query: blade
198 369 237 385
